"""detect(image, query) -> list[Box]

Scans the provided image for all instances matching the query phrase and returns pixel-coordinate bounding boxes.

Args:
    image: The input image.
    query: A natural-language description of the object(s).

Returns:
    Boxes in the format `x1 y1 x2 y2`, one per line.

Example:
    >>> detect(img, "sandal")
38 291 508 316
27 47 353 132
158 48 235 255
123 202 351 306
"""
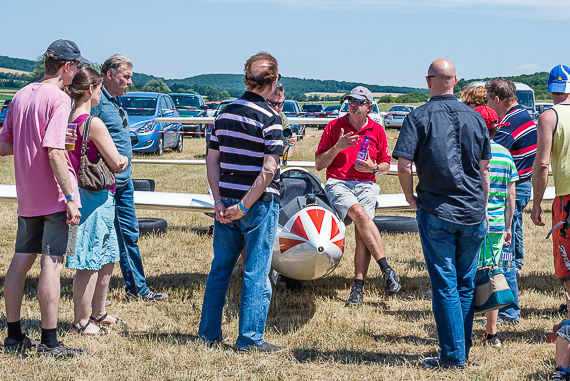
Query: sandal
71 321 108 336
90 313 125 326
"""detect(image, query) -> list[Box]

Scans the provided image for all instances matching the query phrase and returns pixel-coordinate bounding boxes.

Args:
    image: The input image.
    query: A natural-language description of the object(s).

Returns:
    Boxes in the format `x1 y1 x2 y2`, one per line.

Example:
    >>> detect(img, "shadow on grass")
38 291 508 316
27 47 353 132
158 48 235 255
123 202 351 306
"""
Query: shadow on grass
292 347 423 366
373 333 437 346
518 272 561 294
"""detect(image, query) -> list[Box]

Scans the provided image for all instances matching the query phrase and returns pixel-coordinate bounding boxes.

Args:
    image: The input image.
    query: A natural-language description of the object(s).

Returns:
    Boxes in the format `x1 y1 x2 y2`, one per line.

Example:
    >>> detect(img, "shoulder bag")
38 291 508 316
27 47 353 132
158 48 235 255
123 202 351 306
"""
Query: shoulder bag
77 116 116 191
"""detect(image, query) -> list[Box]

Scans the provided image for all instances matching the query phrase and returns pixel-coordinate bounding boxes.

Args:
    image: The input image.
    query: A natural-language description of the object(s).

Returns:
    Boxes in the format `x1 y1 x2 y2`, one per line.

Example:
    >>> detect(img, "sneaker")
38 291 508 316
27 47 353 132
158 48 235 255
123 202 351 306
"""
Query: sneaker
383 268 401 294
551 366 570 380
497 316 519 325
422 356 464 370
482 333 502 348
127 290 169 301
345 285 364 307
37 342 88 358
3 335 40 352
237 342 286 353
203 334 228 348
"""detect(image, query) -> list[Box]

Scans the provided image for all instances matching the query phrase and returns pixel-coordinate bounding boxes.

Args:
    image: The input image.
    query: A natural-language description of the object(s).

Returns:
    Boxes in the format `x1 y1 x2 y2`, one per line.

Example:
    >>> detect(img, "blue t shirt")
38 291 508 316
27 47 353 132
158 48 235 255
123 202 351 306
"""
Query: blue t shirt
91 87 132 187
392 94 492 225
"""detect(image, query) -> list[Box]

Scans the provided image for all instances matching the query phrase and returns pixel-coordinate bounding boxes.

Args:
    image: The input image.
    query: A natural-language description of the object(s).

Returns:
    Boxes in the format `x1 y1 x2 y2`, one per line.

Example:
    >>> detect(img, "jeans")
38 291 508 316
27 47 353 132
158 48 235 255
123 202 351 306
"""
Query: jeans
498 181 531 321
114 180 150 296
416 208 486 366
199 197 279 348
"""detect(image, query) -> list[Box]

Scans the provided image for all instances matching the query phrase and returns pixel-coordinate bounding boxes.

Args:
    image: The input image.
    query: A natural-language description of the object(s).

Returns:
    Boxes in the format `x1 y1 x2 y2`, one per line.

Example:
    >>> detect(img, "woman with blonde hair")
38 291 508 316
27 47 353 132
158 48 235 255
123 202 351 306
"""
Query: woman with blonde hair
461 86 487 108
65 67 128 335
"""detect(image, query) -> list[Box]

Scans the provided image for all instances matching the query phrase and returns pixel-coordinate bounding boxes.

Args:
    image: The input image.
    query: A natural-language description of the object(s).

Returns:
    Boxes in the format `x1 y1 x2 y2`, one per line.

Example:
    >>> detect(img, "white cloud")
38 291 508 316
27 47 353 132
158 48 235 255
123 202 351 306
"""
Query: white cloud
210 0 570 19
517 63 541 71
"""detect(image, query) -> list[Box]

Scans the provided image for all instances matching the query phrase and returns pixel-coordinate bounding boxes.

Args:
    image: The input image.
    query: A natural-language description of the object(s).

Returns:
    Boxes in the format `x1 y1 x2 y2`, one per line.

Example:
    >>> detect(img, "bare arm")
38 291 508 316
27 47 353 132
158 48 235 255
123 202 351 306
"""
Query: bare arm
0 141 13 156
504 181 516 245
206 148 229 223
84 117 128 173
531 109 556 226
479 159 490 208
315 128 358 171
224 154 280 221
48 148 81 225
397 158 417 210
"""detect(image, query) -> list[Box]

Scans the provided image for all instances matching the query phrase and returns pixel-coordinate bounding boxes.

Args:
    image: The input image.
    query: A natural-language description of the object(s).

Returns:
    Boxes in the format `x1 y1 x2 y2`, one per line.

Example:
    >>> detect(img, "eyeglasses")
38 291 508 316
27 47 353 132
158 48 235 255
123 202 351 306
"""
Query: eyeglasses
426 74 436 79
118 107 128 128
348 98 369 105
267 100 284 108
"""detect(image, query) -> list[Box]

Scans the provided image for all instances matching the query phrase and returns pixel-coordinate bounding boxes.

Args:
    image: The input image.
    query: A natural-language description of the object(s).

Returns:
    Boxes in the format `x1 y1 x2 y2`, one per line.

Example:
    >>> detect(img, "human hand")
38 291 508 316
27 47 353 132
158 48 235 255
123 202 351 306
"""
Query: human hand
66 200 81 226
115 155 129 173
214 201 231 224
407 195 418 211
504 231 512 246
355 154 376 173
66 128 77 143
335 128 359 151
224 203 245 221
531 204 544 226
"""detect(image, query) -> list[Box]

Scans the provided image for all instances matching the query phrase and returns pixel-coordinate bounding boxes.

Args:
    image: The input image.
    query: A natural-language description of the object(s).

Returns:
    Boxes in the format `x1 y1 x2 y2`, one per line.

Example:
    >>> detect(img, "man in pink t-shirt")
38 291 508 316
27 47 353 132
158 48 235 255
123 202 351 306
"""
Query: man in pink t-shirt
0 39 89 358
315 86 400 306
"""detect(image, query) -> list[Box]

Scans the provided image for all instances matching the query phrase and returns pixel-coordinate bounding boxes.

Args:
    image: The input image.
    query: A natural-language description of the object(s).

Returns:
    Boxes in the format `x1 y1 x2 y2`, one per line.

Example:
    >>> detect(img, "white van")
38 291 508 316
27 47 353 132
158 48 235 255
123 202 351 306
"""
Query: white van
338 100 386 126
468 81 536 119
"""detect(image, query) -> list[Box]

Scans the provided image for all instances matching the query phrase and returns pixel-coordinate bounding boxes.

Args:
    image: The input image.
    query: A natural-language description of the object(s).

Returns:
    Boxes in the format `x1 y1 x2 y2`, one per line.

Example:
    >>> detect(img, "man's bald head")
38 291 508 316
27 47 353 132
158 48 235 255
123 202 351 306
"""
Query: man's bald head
426 58 457 96
244 52 279 93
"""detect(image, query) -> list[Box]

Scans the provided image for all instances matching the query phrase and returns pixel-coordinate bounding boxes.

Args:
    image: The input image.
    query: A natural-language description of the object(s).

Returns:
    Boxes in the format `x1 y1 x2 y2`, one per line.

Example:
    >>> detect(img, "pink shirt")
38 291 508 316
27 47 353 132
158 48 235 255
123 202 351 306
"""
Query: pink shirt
0 82 80 217
315 115 391 182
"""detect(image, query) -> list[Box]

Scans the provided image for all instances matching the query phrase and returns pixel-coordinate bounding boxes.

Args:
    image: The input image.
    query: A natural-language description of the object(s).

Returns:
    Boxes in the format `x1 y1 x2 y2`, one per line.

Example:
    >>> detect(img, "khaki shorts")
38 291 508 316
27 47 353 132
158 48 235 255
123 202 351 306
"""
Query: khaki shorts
15 211 77 256
325 178 380 225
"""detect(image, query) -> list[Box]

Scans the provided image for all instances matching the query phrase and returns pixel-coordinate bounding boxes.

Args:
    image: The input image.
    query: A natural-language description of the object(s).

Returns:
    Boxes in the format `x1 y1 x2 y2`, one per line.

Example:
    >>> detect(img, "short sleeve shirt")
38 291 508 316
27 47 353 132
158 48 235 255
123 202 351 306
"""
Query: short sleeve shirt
0 82 80 217
488 142 518 232
392 94 491 225
315 115 391 182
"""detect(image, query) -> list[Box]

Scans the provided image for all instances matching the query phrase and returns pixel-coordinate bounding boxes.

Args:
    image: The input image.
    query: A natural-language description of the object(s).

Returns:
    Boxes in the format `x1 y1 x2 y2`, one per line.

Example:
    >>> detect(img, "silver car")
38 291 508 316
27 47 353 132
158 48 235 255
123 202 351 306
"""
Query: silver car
383 105 416 129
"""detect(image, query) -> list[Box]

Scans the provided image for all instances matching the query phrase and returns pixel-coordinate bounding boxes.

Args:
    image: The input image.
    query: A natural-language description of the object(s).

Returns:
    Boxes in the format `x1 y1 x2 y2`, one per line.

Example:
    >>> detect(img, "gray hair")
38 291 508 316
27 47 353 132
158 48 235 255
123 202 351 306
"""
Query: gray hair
101 54 132 75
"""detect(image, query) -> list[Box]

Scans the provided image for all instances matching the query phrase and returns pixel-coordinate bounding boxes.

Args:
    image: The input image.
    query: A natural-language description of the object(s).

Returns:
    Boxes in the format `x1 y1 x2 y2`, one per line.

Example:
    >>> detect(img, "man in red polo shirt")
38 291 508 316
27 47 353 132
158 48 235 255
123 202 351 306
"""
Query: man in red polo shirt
315 86 400 306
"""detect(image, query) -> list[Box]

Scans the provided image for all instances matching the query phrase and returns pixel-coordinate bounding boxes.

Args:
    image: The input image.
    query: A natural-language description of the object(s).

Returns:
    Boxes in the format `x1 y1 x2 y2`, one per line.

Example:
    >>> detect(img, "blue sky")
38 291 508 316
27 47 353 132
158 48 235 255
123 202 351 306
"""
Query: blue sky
2 0 569 88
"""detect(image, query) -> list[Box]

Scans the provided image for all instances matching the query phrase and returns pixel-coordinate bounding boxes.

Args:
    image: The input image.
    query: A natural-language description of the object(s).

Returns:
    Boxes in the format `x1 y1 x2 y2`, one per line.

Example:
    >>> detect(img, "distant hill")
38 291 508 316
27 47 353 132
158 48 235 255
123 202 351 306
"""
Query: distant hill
0 56 34 72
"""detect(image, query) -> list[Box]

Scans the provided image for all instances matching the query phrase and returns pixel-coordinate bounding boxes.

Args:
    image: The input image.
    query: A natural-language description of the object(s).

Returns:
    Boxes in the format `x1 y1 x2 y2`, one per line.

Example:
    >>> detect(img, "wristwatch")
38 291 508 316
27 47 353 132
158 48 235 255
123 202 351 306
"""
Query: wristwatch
373 165 380 175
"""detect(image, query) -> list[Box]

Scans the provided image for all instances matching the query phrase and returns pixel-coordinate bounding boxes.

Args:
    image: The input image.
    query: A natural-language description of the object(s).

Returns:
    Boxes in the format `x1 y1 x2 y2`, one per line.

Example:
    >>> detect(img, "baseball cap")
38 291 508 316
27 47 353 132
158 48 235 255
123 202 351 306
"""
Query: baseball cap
548 65 570 93
46 39 91 64
474 106 499 129
343 86 374 104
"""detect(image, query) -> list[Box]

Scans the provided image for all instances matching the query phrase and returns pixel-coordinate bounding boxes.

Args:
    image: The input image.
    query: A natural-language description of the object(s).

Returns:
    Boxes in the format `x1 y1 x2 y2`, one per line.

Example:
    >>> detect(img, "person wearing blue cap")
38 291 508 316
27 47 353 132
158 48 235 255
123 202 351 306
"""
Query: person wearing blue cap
530 64 570 380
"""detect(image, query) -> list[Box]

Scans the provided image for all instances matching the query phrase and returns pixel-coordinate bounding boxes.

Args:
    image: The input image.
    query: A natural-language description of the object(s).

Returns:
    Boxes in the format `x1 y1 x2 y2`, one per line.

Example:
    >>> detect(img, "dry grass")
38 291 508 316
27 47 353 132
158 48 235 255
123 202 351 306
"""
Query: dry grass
0 129 562 380
0 68 29 75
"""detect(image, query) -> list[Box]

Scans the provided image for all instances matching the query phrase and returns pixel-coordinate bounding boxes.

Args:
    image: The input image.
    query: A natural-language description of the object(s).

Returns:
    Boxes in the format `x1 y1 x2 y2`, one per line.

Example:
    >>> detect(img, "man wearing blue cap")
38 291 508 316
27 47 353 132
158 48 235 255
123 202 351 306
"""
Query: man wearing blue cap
531 64 570 381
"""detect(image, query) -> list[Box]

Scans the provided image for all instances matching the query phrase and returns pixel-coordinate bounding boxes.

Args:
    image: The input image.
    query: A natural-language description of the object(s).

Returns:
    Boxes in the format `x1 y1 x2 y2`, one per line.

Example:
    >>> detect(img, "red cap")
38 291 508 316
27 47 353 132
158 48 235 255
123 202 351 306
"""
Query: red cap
474 106 499 129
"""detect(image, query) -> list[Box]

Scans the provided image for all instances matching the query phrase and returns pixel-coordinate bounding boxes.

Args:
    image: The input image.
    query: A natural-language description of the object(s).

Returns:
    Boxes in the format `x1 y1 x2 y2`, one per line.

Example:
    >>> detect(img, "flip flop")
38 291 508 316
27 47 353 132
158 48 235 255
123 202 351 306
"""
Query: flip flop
90 313 125 326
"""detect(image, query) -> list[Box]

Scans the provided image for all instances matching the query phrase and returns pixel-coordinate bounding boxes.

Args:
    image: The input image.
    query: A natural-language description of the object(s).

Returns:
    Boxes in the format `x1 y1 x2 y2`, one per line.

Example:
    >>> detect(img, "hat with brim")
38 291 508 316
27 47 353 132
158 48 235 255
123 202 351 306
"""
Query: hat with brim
343 86 374 104
46 39 91 65
474 106 499 129
548 64 570 93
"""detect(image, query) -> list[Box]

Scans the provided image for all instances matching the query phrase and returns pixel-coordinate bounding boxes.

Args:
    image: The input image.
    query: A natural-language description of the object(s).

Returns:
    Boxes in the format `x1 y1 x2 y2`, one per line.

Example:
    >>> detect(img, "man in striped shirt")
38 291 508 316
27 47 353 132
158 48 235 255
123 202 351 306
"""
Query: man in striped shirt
198 52 285 353
486 78 537 324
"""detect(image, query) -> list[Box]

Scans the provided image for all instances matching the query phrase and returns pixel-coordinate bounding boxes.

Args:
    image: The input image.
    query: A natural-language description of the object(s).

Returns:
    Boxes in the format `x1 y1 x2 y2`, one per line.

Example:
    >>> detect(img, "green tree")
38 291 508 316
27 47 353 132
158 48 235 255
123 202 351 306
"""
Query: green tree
141 79 170 93
27 57 45 83
205 87 222 101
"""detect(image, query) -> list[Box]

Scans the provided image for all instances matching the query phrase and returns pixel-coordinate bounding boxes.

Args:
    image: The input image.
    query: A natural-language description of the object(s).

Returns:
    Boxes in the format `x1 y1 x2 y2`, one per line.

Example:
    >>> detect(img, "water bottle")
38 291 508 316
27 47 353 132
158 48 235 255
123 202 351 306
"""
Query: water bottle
357 136 370 161
501 247 513 271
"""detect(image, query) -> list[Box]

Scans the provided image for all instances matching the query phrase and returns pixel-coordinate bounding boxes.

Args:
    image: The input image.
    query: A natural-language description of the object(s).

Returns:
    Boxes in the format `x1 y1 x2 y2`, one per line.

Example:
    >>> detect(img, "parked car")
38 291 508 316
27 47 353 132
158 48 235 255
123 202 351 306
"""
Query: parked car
338 100 385 126
535 102 553 120
206 99 236 154
301 103 325 117
169 93 208 133
119 92 183 155
383 105 416 129
205 101 220 117
283 100 305 138
318 104 341 118
0 98 12 128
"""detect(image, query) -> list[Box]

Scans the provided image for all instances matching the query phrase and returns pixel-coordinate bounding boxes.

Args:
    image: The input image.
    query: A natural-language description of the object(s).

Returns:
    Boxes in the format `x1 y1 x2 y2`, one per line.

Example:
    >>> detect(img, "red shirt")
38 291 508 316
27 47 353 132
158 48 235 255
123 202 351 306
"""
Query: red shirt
315 115 391 182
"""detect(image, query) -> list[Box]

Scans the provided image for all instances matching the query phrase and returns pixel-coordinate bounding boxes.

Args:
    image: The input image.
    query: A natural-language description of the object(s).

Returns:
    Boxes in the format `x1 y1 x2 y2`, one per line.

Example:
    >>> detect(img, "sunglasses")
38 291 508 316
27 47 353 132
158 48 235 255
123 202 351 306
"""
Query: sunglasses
118 107 128 128
267 100 284 108
348 98 369 105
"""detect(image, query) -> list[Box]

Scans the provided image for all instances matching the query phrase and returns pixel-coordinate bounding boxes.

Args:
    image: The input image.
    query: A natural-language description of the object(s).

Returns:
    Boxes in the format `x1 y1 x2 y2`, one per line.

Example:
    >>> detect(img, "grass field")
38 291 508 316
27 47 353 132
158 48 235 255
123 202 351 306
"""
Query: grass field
0 127 563 380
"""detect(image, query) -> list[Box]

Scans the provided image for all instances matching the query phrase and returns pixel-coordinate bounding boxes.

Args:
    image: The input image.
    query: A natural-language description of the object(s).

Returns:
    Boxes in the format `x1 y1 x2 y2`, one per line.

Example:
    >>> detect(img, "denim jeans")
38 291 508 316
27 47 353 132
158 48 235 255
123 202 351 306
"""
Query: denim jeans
114 179 150 296
416 208 486 366
199 197 279 348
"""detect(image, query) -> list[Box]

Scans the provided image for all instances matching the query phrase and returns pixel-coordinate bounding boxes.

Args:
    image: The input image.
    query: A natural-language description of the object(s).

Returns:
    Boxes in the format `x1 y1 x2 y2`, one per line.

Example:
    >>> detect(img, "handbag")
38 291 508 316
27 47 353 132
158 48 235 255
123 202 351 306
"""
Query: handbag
474 234 515 313
77 116 116 191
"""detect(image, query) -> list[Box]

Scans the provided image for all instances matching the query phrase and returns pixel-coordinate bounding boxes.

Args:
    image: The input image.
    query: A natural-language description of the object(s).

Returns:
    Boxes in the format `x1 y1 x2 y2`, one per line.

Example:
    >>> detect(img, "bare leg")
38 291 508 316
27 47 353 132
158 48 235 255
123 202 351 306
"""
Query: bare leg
564 279 570 320
354 227 371 281
91 263 118 323
4 253 37 322
37 255 64 330
486 309 498 335
72 269 98 332
347 204 386 261
557 336 570 369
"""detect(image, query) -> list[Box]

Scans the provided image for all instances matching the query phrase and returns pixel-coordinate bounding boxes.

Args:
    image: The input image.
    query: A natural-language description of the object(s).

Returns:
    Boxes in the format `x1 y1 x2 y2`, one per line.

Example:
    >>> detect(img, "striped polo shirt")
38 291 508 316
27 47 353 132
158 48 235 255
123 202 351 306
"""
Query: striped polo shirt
494 104 537 181
209 91 284 201
488 142 519 232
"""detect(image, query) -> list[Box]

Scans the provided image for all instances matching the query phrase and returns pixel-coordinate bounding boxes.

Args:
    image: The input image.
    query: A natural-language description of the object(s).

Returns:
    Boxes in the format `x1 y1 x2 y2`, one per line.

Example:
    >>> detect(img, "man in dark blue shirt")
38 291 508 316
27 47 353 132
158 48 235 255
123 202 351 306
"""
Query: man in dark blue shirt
92 55 167 302
393 58 491 369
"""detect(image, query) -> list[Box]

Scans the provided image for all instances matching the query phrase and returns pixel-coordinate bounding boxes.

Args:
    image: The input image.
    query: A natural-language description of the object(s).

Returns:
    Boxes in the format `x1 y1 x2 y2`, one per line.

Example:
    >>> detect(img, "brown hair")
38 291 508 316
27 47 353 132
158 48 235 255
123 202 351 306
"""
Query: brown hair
65 67 103 104
461 86 487 107
272 83 285 98
244 52 279 91
43 50 70 76
488 127 497 140
486 78 518 102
